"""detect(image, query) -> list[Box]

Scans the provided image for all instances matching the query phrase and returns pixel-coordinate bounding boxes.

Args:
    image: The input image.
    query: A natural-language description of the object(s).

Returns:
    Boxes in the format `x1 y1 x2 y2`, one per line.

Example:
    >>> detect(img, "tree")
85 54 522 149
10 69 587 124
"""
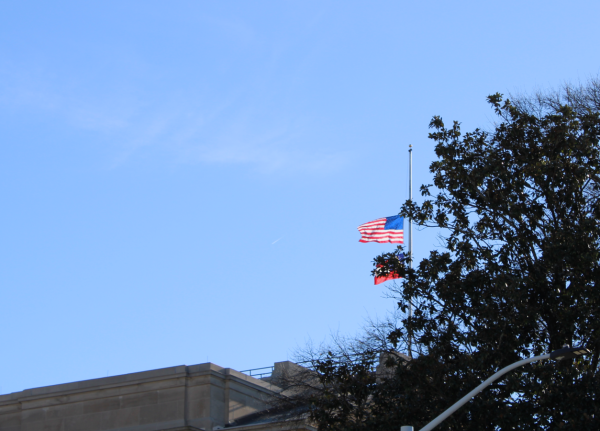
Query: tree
298 79 600 430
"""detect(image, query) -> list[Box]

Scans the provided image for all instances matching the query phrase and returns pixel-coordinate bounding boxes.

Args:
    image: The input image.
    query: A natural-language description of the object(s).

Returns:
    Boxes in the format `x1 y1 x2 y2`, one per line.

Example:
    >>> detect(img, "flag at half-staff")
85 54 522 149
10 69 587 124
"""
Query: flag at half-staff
374 252 404 285
357 215 404 243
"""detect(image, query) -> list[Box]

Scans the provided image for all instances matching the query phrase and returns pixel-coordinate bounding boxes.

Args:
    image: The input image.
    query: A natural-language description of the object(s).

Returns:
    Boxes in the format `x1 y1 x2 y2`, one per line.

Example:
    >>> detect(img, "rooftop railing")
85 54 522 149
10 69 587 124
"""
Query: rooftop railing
239 366 275 379
239 355 383 379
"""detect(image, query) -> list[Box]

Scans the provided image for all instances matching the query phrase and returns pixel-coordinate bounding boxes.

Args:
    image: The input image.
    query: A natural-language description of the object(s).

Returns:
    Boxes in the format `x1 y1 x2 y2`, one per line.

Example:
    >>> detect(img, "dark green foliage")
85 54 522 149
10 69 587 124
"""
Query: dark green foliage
308 91 600 430
308 352 378 431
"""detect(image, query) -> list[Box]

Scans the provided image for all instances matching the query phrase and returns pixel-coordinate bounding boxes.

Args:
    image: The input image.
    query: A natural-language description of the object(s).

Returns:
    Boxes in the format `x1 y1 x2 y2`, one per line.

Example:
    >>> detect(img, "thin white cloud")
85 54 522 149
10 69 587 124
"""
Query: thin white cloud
0 62 351 175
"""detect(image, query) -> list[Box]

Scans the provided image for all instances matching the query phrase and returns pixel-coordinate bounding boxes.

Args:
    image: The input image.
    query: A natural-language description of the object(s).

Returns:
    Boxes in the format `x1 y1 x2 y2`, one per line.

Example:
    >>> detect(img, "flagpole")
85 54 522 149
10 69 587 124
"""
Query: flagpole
408 144 413 358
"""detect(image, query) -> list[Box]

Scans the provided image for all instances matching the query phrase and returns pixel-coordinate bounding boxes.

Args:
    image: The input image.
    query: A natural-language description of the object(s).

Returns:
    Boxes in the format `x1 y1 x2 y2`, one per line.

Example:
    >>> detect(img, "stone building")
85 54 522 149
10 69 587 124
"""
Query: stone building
0 361 314 431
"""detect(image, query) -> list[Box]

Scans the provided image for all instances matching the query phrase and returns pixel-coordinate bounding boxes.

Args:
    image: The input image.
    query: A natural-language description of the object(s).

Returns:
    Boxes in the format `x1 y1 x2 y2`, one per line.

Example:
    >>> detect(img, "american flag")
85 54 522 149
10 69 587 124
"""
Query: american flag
357 215 404 243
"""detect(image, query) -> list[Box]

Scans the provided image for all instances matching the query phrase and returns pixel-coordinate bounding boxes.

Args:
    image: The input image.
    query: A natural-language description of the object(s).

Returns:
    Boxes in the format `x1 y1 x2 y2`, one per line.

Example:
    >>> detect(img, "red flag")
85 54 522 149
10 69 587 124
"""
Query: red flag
374 252 405 285
374 265 402 285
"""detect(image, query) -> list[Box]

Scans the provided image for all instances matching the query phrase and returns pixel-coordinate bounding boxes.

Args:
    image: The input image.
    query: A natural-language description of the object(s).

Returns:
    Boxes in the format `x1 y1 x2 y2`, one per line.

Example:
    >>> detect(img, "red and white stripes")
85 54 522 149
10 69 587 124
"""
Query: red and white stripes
357 217 404 243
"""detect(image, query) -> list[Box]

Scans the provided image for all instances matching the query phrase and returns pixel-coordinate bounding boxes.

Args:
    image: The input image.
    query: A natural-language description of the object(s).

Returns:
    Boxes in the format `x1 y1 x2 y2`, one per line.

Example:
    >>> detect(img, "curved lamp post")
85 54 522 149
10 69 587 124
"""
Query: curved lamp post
400 346 591 431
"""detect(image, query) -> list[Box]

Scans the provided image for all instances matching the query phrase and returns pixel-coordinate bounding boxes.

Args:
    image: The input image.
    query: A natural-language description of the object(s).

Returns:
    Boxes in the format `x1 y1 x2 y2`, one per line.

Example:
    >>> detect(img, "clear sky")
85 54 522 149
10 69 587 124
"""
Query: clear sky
1 1 599 395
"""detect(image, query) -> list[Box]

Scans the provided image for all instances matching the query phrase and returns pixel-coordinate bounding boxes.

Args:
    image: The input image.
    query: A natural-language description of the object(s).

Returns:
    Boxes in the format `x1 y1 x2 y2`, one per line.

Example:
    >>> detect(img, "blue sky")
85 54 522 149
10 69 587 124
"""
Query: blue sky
1 0 599 394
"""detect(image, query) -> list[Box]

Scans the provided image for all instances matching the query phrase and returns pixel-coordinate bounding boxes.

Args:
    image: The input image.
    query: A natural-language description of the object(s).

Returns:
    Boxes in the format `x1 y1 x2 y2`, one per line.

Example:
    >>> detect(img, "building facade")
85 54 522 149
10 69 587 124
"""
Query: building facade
0 361 313 431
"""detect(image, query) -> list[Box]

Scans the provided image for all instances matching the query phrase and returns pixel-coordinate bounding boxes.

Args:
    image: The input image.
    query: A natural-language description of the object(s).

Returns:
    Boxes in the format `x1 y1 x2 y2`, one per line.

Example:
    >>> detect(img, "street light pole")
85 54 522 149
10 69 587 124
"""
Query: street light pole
419 354 550 431
401 346 591 431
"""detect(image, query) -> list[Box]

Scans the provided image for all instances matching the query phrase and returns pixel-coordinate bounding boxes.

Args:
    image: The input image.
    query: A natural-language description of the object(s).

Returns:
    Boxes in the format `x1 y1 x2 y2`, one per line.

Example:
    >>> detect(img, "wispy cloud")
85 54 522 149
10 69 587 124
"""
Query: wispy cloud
175 114 351 174
0 61 351 175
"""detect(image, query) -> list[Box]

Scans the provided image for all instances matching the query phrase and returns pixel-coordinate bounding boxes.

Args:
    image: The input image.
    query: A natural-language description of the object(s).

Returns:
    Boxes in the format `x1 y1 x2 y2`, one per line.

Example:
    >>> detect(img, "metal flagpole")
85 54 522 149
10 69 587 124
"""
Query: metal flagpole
408 144 413 358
